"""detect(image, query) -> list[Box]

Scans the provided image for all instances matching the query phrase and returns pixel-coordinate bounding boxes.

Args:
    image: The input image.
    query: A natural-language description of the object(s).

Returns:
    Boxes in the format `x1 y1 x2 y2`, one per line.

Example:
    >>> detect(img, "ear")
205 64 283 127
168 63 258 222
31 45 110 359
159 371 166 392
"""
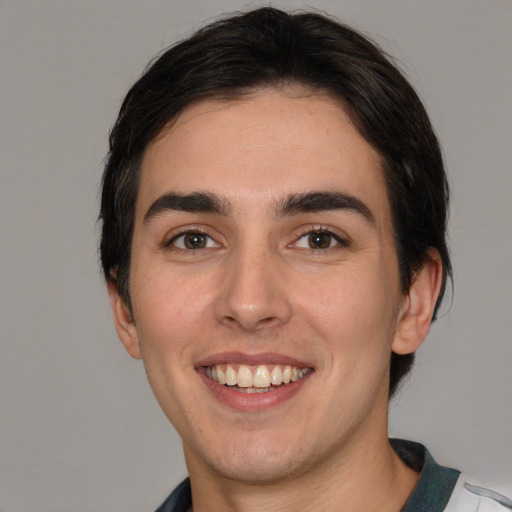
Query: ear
107 279 142 359
392 249 443 355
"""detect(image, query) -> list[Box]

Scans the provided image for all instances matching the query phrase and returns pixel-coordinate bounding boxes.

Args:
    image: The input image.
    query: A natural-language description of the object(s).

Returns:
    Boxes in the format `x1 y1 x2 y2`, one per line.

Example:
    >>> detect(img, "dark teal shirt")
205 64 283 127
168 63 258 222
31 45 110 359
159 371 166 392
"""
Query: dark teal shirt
155 439 460 512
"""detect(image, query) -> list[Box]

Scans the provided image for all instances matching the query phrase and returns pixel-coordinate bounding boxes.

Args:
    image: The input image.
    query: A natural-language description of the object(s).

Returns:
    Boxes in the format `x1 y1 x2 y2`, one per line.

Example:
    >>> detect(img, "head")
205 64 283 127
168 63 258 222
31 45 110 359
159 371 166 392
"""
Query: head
100 7 450 399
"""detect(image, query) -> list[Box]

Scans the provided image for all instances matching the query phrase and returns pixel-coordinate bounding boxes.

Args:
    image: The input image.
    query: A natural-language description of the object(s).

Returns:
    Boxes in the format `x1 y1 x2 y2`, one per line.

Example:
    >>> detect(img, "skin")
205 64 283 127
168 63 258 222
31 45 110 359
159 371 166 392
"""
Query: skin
109 88 442 512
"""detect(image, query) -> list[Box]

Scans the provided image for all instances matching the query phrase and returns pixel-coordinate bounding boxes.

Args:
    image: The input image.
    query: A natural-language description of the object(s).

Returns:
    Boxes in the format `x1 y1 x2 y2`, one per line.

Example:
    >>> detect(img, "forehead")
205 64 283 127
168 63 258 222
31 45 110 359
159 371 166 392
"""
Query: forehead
138 88 389 222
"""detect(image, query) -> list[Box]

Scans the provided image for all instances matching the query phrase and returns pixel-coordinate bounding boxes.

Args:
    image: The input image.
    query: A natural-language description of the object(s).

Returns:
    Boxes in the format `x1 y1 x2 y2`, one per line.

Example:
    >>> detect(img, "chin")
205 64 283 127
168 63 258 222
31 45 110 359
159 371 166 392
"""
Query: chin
211 453 310 485
185 430 317 485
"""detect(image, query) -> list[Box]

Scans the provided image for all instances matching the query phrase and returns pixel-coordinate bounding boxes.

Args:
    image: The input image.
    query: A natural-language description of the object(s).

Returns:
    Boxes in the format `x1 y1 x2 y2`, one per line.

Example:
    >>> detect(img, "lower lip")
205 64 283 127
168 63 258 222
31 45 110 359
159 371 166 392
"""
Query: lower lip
198 370 313 411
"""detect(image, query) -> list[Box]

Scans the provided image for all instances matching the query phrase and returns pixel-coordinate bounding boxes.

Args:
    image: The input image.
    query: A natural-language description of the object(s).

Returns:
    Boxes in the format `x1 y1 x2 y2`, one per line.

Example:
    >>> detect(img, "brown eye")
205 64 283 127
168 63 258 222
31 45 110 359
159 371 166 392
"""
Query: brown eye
170 231 218 250
293 230 347 251
307 232 334 249
183 233 207 249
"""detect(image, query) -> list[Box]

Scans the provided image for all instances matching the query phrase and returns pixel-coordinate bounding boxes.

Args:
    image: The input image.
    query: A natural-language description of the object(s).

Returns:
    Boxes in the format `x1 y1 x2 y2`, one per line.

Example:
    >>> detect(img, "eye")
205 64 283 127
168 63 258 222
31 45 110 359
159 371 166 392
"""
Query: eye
169 231 219 250
294 230 347 250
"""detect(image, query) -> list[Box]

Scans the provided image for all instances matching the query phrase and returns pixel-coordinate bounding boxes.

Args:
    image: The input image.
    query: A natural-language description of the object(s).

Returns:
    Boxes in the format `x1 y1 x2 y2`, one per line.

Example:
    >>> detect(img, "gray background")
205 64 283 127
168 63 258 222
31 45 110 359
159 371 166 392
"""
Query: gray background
1 1 511 511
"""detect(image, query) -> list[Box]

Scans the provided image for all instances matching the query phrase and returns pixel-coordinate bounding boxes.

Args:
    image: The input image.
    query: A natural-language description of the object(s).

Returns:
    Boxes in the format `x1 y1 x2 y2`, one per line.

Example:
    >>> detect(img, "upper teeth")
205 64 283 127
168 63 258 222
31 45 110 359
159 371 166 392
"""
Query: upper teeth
206 364 310 388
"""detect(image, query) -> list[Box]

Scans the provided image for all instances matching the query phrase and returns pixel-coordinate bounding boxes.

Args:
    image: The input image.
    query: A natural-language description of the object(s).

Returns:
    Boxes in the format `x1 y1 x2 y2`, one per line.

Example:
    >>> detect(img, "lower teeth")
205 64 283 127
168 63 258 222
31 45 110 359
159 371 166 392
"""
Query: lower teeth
232 386 273 393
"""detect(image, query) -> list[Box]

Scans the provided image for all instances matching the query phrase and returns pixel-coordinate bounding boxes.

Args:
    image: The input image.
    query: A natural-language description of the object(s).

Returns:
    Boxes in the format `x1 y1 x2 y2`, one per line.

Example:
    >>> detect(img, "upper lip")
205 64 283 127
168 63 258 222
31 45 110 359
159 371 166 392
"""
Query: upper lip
195 351 314 369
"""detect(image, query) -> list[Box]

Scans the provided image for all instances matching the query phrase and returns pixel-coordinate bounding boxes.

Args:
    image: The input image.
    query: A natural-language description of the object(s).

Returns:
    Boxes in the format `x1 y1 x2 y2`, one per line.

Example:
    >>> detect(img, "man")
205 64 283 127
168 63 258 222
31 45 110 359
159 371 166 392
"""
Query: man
99 7 510 512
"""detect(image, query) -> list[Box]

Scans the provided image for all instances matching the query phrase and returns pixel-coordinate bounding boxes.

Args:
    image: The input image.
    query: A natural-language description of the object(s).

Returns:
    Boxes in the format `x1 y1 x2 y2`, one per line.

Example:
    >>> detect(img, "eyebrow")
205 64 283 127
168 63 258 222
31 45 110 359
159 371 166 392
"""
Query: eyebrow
143 190 375 225
143 192 231 224
277 191 375 223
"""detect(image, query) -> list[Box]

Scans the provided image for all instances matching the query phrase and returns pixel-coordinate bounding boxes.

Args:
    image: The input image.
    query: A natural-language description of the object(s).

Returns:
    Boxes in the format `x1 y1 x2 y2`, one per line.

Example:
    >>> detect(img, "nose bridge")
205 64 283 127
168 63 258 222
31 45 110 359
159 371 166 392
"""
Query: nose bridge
215 237 292 331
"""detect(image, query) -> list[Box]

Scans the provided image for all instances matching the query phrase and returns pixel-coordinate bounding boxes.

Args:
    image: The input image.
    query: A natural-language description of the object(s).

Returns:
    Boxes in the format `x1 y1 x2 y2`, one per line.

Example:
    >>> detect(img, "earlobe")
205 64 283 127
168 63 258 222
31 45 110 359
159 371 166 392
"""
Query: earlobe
107 280 142 360
392 249 443 355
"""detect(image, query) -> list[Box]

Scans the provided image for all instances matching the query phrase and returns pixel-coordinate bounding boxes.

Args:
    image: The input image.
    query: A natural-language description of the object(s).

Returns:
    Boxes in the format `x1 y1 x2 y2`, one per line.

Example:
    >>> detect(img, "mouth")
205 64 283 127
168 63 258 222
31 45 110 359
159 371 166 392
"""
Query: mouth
205 363 313 393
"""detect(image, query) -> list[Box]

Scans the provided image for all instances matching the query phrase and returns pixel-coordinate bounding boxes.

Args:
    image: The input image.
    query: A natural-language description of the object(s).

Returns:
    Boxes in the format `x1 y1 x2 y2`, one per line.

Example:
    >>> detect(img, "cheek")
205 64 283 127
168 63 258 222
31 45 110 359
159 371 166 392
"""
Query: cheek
130 268 214 358
129 272 211 422
295 262 400 375
299 263 398 332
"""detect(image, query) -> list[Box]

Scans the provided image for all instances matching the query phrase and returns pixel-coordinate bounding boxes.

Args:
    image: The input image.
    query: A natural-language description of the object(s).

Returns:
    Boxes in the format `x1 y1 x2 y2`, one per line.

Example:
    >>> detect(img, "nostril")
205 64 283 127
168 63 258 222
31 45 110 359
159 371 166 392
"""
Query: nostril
256 316 280 329
220 314 278 331
223 316 239 326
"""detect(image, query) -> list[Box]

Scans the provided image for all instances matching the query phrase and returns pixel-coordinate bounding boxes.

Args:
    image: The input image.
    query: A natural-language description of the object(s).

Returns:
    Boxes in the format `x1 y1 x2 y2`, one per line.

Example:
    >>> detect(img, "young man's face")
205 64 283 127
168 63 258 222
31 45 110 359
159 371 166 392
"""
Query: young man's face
110 88 433 484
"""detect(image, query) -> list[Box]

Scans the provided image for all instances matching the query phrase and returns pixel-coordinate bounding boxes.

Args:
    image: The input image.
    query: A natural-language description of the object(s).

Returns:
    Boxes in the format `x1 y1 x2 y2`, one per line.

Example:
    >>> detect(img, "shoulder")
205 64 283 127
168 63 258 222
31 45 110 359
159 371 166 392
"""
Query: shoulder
444 474 512 512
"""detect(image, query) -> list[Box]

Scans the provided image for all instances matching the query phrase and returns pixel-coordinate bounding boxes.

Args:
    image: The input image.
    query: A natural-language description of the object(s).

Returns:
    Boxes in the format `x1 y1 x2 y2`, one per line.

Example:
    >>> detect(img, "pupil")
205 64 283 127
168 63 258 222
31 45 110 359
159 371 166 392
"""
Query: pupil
184 233 206 249
309 233 330 249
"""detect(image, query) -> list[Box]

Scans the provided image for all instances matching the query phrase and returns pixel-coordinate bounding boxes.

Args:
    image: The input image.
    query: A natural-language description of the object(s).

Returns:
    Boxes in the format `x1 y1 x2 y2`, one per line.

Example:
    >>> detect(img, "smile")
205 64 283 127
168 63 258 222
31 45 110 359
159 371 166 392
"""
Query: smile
205 364 312 393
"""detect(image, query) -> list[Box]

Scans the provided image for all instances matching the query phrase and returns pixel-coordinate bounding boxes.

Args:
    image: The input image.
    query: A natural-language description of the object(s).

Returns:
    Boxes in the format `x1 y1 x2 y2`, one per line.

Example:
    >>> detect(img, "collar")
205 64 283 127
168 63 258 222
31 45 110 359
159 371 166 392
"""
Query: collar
391 439 460 512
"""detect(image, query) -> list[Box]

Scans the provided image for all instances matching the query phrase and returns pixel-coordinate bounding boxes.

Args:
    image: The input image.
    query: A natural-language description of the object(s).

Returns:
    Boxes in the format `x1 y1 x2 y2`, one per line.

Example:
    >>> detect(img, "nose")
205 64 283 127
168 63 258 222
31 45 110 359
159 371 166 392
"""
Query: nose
214 245 293 332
